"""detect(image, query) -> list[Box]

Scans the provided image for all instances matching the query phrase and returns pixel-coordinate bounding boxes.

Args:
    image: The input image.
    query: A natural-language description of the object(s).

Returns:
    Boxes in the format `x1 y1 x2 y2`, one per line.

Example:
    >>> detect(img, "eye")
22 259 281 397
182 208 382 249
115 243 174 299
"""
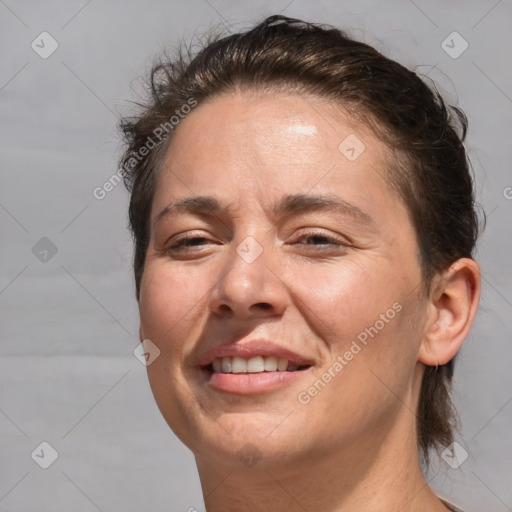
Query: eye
167 234 217 252
293 231 347 250
166 231 347 255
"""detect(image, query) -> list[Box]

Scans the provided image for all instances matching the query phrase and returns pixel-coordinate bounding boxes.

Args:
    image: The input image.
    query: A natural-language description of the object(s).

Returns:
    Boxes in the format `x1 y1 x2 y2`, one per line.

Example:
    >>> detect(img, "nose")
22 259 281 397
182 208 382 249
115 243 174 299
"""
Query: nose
208 236 288 320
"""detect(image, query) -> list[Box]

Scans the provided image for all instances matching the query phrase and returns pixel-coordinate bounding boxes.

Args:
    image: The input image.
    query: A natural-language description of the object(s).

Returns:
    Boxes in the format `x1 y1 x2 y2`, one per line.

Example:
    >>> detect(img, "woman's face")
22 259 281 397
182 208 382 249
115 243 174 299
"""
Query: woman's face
139 92 428 469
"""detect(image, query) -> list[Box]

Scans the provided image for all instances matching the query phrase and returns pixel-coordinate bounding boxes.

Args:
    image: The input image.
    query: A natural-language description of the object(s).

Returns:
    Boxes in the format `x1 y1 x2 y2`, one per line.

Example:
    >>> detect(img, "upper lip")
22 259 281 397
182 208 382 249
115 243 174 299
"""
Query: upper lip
196 339 314 367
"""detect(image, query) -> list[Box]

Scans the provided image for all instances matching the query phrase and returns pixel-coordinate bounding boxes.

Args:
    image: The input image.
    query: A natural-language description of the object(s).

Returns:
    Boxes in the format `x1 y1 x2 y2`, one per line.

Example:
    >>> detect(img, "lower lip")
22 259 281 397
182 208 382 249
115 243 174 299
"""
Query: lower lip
201 368 310 395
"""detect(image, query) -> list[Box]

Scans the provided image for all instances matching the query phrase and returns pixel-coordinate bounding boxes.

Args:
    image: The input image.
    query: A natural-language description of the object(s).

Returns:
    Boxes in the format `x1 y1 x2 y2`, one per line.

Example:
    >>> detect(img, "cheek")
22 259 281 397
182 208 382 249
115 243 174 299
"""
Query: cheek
287 258 421 395
139 262 208 341
138 263 209 444
292 294 420 450
286 258 404 346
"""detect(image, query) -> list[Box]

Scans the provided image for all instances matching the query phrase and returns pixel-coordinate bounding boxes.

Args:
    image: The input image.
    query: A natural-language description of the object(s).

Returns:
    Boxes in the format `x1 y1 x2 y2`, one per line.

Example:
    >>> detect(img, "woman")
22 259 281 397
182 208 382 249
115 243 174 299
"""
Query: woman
119 15 481 511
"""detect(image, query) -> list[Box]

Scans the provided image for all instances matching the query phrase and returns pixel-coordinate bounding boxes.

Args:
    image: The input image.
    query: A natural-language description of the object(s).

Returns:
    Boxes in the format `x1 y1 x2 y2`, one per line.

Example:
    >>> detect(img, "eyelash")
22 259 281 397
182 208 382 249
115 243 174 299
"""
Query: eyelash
167 231 346 252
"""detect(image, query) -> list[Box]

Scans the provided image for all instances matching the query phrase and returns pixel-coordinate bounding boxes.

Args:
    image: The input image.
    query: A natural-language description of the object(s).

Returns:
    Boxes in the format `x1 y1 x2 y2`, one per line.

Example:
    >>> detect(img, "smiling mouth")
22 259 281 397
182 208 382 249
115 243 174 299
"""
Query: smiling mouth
204 356 311 374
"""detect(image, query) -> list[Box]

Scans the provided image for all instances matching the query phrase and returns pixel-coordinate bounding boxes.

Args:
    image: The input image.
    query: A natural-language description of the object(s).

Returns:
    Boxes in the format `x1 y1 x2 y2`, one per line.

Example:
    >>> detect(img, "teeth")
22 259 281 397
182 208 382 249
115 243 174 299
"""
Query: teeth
264 356 278 371
247 356 265 373
221 357 232 373
277 358 288 371
212 356 301 374
212 358 222 372
232 356 247 373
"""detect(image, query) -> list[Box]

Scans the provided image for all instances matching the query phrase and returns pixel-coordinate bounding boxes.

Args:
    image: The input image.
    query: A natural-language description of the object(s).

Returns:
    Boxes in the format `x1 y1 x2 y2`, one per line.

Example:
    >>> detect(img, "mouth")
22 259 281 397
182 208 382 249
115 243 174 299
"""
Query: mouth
207 355 311 374
194 339 315 395
198 355 312 395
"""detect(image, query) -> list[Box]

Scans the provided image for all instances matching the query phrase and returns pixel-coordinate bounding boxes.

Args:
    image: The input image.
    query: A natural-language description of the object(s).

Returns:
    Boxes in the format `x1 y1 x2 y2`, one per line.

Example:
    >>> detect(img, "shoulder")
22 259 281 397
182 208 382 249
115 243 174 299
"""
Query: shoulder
438 496 466 512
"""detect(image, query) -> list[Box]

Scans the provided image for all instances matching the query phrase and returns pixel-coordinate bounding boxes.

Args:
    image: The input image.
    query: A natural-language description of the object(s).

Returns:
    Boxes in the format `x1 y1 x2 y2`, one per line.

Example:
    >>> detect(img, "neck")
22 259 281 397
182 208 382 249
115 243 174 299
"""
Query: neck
194 404 450 512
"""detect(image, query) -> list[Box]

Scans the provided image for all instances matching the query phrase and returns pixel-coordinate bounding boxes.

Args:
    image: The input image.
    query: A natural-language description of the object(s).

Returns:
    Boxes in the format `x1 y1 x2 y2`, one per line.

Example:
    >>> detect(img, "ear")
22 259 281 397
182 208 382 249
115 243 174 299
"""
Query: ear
418 258 481 366
139 325 144 343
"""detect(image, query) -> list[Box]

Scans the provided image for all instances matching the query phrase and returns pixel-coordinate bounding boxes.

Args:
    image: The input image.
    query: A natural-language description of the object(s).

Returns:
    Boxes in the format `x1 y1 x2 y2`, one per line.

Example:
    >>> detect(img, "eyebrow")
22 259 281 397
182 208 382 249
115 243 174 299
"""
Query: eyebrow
154 193 376 229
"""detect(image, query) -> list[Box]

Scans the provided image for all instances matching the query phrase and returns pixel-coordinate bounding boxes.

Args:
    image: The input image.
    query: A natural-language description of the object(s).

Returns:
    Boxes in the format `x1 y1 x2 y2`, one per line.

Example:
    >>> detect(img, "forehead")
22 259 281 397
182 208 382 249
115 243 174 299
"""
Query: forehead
168 92 375 159
153 91 399 220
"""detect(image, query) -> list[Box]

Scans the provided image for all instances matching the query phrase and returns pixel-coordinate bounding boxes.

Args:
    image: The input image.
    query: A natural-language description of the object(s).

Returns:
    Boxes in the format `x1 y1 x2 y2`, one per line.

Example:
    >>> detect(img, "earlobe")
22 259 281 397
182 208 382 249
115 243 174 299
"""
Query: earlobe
418 258 481 367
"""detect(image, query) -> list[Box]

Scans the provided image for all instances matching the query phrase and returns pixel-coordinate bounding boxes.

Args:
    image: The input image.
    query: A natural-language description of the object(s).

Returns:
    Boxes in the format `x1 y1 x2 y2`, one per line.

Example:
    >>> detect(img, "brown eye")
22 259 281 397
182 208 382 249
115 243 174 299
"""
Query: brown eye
294 232 346 249
169 236 210 250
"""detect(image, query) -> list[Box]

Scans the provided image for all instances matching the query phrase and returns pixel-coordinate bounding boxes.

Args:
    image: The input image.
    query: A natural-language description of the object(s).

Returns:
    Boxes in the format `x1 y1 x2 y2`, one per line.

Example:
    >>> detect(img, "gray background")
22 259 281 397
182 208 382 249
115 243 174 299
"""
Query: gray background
1 0 511 511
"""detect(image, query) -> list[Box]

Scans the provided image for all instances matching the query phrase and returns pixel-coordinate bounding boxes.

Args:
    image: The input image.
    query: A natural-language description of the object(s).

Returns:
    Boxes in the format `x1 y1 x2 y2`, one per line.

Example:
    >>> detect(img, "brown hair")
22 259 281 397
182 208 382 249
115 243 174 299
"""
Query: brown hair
119 15 480 462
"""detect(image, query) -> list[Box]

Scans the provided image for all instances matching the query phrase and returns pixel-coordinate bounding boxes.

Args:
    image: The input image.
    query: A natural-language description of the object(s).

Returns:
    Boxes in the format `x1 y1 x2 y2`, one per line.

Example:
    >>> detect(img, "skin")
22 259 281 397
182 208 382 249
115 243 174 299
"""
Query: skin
138 91 481 512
